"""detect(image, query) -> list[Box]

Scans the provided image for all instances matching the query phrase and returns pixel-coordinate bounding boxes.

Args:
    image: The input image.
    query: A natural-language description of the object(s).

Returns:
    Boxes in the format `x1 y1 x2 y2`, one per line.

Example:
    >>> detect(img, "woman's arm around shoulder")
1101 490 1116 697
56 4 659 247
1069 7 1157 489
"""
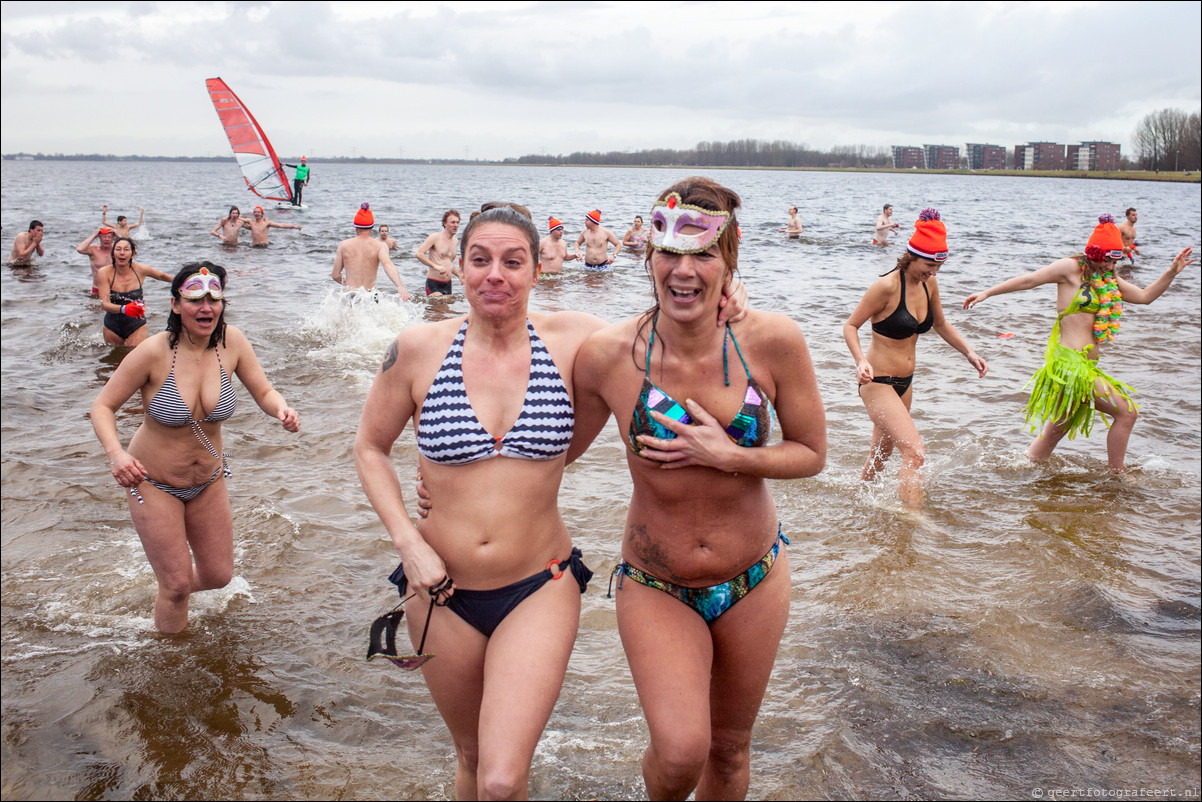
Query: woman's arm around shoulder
564 319 629 464
223 325 299 431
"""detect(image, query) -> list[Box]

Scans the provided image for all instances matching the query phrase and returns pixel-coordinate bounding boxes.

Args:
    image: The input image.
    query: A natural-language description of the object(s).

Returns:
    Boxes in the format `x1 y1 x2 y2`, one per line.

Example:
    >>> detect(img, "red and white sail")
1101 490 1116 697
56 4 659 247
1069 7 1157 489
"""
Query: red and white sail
205 77 294 204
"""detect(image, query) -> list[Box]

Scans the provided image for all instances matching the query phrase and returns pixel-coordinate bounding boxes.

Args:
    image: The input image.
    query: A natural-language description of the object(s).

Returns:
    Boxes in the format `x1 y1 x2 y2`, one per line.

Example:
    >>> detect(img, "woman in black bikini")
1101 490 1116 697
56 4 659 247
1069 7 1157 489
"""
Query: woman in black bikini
96 237 172 347
843 209 987 508
91 262 300 633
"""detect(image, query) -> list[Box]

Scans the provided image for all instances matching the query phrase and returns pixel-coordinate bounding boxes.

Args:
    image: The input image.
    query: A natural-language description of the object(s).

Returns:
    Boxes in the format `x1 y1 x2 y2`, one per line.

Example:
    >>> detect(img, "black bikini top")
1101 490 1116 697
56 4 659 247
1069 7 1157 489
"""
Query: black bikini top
872 272 933 339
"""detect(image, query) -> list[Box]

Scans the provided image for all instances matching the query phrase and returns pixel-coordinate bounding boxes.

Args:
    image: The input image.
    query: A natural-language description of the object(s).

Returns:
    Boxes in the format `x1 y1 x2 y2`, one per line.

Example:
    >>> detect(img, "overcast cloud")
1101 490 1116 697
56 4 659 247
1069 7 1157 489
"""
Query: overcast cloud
2 1 1199 160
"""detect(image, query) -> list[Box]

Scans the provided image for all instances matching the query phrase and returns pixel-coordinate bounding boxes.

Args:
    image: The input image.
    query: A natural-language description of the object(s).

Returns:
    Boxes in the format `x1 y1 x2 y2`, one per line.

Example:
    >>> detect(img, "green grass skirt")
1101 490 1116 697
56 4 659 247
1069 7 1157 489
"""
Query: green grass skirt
1024 343 1137 440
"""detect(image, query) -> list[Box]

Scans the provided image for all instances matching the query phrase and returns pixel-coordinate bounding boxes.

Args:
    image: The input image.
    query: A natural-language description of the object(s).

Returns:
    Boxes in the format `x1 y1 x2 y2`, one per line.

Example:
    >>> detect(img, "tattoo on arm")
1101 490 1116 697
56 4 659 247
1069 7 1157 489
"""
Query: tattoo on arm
381 340 398 373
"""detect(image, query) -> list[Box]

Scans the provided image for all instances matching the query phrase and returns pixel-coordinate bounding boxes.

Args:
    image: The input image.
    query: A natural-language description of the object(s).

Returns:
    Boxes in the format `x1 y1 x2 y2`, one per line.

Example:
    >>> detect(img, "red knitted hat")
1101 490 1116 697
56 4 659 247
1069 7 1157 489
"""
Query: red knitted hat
585 209 601 225
907 208 948 261
354 203 374 229
547 217 563 233
1085 214 1123 260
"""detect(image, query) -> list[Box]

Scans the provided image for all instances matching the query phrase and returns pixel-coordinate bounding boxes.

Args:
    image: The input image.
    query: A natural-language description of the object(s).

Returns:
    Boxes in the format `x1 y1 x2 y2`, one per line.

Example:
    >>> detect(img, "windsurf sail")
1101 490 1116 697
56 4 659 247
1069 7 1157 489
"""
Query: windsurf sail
205 77 294 204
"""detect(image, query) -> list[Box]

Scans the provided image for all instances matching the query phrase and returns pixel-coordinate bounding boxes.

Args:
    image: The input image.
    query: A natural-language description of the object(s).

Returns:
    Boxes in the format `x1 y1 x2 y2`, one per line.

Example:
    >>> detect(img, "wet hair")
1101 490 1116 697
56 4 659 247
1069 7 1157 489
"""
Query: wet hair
459 204 539 274
884 204 892 211
883 250 918 276
633 176 741 368
29 220 42 230
634 215 643 224
116 215 127 224
228 206 240 217
110 236 137 266
442 209 461 226
167 262 228 350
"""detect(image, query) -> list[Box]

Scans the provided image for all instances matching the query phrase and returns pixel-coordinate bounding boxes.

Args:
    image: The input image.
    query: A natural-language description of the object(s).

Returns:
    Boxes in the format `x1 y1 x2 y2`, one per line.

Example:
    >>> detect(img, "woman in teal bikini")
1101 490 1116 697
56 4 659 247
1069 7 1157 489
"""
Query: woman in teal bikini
964 214 1193 473
570 177 826 800
91 263 299 633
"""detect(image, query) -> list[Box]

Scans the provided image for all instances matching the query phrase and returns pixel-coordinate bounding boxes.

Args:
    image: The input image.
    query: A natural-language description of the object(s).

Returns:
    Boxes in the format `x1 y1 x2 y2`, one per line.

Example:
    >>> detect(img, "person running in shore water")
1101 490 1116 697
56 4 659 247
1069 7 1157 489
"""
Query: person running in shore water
779 205 803 238
91 262 300 633
246 206 302 247
415 210 461 296
76 226 116 295
8 220 44 266
97 237 173 347
622 215 648 251
333 203 411 300
874 203 900 245
102 206 143 239
283 157 310 206
844 209 988 508
575 209 622 270
963 214 1193 474
1117 207 1140 263
210 207 246 246
377 224 399 251
539 217 578 275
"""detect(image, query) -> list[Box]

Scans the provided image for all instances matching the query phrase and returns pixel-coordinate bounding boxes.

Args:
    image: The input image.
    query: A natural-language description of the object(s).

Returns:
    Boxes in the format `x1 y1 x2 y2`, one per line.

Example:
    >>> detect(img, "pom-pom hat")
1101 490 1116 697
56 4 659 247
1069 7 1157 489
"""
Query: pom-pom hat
907 208 948 261
354 203 374 229
585 209 602 225
547 217 563 233
1085 214 1124 261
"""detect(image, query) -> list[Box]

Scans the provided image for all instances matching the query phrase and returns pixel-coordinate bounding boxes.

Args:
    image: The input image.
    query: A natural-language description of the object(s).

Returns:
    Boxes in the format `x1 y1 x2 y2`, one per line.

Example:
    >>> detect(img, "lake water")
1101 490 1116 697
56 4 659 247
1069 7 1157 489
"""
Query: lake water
2 161 1199 800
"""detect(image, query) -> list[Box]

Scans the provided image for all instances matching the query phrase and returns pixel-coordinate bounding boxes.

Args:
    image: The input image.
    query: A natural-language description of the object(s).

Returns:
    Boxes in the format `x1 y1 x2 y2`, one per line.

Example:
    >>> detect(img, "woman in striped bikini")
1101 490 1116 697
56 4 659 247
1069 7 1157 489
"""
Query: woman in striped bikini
91 262 299 633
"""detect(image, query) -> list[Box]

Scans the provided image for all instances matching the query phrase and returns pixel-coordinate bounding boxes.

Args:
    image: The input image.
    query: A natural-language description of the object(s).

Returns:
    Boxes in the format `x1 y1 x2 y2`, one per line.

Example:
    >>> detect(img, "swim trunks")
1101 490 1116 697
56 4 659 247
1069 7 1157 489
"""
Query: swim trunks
426 278 453 296
583 261 611 272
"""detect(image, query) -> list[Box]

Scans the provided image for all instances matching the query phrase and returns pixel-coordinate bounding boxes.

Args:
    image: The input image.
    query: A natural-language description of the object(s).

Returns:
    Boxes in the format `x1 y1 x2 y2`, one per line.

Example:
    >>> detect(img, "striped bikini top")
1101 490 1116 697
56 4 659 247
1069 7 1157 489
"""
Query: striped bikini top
416 319 574 465
147 345 238 428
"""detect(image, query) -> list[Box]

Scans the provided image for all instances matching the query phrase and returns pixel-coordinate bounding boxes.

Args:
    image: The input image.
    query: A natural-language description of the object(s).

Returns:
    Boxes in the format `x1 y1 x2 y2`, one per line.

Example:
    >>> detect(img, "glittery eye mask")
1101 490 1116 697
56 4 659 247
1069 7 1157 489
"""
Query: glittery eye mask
649 193 732 254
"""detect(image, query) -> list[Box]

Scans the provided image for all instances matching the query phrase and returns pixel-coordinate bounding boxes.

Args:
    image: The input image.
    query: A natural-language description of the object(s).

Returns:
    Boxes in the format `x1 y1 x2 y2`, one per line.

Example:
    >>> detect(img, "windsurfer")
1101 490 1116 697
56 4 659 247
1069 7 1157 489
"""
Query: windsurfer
284 157 310 206
332 204 411 301
246 206 302 247
210 206 247 246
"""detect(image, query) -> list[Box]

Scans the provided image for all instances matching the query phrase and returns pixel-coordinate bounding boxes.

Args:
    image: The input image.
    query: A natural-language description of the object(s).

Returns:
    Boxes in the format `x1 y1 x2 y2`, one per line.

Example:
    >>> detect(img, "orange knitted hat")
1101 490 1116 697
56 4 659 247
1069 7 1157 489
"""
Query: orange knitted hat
548 217 563 233
1085 214 1123 259
354 203 374 229
907 208 948 261
585 209 601 225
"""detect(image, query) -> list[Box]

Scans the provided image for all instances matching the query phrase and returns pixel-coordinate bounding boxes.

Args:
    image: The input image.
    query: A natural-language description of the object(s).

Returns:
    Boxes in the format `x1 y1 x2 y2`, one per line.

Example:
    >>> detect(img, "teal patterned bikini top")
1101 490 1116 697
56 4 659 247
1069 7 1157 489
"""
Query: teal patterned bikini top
628 315 775 457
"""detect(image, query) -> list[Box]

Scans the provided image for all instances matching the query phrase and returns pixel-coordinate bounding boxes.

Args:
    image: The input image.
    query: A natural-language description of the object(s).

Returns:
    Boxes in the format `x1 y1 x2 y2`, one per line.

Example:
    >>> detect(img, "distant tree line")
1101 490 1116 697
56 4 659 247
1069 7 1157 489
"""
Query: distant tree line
511 139 892 168
1133 108 1201 172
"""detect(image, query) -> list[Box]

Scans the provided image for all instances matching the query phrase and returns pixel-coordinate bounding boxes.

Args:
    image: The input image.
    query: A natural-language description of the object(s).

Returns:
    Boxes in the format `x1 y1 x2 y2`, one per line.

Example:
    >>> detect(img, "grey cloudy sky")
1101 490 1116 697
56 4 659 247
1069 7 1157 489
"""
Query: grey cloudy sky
2 1 1199 160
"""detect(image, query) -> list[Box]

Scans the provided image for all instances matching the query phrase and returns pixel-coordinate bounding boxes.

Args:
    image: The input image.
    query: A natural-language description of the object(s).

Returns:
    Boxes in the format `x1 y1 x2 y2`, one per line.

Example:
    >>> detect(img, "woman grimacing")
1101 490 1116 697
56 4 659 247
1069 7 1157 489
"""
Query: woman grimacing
964 214 1193 472
843 209 987 508
569 177 826 800
91 263 300 633
97 236 172 347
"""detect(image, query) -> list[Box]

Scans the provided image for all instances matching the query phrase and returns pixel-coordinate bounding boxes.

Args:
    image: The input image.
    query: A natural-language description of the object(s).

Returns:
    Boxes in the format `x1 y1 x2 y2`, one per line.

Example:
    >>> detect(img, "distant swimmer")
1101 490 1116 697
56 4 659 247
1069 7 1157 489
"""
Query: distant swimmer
415 209 461 296
7 220 44 266
622 215 648 251
282 157 310 206
210 206 246 246
246 206 302 247
377 224 398 251
332 203 411 300
539 216 579 274
574 209 621 270
874 203 901 245
76 226 116 294
102 205 143 239
1117 207 1140 263
779 205 803 238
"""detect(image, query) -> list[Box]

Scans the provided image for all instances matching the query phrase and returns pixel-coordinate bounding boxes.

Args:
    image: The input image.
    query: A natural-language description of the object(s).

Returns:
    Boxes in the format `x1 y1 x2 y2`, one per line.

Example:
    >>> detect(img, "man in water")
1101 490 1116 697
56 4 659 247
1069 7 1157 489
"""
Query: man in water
8 220 44 265
101 206 143 238
332 203 411 300
780 205 804 238
539 217 579 275
874 203 900 245
283 157 310 206
1117 207 1140 263
574 209 621 270
210 206 246 245
246 206 302 247
377 224 398 251
415 210 461 296
76 226 116 294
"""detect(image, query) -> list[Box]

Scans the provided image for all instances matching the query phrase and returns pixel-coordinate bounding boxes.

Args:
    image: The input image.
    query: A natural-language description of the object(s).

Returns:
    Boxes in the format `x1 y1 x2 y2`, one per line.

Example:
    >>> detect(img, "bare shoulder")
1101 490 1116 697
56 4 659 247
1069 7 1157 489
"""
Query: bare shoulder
737 310 806 348
530 310 608 338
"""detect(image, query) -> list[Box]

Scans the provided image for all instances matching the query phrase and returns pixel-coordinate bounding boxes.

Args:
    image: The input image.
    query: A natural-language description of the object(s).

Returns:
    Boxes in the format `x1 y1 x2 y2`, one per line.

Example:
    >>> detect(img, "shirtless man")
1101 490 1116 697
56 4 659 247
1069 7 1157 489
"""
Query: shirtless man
539 216 579 275
332 203 411 300
246 206 302 247
874 203 900 245
1117 208 1139 263
210 206 246 246
8 220 44 266
101 206 143 238
574 209 621 270
779 205 804 238
76 226 116 294
414 209 461 296
377 224 398 251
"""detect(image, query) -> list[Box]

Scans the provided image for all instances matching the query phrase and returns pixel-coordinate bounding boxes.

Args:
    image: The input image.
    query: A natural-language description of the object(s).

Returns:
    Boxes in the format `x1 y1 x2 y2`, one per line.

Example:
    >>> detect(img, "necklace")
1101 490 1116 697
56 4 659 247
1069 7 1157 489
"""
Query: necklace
183 332 206 364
